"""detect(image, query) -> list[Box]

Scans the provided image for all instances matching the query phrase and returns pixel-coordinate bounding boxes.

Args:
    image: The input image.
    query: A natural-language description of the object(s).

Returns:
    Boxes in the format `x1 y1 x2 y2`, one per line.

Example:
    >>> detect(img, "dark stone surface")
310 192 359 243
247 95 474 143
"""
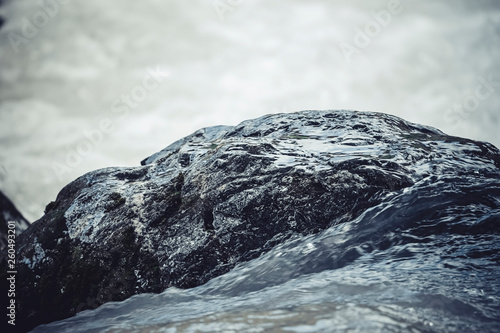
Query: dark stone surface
2 110 499 332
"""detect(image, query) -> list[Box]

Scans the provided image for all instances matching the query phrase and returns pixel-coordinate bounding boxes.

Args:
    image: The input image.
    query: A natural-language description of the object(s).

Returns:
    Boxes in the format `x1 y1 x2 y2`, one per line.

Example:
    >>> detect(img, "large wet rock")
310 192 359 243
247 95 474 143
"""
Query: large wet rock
2 110 499 331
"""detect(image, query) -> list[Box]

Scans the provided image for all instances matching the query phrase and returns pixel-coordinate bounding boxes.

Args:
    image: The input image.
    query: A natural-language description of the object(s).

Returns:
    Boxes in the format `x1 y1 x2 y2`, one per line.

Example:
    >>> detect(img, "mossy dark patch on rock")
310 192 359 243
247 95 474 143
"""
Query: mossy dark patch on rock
44 200 58 214
105 192 126 212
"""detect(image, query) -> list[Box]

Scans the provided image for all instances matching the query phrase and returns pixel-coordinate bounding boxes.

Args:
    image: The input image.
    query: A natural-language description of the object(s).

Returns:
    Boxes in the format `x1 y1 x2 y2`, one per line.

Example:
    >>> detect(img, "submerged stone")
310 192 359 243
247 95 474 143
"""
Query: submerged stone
2 110 499 331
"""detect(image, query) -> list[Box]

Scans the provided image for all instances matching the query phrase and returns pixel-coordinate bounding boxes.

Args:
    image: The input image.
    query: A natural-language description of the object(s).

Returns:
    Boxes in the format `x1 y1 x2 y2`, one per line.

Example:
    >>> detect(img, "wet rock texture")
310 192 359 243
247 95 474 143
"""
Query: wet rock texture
3 110 499 331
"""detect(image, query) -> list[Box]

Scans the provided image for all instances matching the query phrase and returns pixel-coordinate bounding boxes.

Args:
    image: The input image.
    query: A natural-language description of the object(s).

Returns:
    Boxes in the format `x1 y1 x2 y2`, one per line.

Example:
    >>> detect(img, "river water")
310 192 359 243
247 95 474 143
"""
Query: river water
34 173 500 332
1 1 499 331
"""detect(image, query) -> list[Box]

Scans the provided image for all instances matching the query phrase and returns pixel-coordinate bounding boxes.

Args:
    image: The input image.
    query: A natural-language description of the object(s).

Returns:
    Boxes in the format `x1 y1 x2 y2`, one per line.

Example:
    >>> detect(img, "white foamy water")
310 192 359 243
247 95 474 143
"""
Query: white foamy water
0 0 499 223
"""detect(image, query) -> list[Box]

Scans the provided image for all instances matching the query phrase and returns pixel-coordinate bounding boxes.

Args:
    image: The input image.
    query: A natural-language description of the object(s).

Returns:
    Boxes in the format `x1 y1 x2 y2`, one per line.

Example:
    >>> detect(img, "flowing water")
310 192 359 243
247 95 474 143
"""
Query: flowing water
1 1 499 331
33 174 500 332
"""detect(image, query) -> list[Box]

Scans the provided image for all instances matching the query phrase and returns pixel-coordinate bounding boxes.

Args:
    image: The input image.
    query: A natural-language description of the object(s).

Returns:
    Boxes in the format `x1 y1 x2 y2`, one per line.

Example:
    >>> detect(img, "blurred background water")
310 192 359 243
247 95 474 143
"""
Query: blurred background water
0 0 499 221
